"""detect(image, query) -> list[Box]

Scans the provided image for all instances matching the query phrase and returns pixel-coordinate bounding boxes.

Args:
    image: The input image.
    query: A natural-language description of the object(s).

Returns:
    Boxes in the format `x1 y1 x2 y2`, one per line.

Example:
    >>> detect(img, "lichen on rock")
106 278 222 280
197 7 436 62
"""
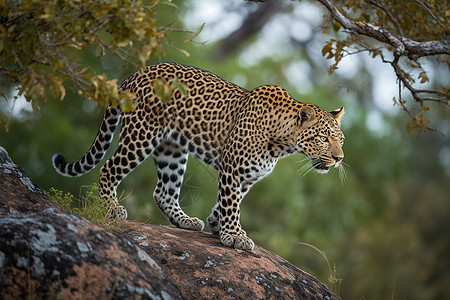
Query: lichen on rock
0 209 183 300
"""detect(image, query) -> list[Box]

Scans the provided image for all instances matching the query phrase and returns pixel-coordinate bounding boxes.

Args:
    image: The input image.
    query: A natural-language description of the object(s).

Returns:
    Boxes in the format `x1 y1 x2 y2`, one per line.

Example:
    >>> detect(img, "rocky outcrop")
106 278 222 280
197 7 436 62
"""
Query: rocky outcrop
0 146 340 300
0 210 184 300
0 146 60 214
122 223 339 300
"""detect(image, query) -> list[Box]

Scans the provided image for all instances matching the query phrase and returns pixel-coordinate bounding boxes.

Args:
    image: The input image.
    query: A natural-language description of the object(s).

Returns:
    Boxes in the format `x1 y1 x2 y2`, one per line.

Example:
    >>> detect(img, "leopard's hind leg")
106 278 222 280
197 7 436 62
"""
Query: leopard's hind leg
99 113 162 220
152 141 204 231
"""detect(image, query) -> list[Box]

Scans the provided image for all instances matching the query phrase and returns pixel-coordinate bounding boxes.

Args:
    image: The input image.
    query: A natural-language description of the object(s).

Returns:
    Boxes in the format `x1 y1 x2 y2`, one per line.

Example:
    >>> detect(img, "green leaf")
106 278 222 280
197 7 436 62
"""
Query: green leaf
170 77 188 98
185 23 205 45
151 77 173 104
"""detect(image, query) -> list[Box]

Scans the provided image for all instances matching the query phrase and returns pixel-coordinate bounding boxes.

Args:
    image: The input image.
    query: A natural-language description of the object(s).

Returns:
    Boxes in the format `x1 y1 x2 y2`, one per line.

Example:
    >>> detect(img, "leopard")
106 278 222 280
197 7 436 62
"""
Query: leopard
52 62 345 251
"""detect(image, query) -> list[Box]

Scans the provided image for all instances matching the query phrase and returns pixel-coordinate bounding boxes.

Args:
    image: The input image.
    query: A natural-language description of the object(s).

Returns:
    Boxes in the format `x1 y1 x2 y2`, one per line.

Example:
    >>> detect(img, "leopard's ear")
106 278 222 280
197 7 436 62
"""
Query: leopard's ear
330 107 344 125
298 106 317 129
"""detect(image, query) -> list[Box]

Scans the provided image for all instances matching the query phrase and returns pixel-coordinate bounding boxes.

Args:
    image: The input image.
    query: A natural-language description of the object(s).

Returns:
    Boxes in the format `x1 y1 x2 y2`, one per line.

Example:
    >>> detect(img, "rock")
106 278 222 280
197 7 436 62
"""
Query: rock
0 145 340 300
0 146 61 214
122 223 339 300
0 209 184 300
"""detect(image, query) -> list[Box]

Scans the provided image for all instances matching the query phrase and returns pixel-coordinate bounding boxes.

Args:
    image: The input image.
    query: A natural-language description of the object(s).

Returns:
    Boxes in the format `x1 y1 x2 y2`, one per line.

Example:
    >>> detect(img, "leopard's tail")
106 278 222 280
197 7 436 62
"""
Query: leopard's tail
52 106 121 177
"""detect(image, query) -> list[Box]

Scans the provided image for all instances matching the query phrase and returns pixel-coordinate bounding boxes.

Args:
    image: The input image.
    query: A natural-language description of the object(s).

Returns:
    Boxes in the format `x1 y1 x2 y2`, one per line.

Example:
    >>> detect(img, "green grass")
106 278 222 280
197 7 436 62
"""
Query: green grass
298 242 343 296
49 184 124 232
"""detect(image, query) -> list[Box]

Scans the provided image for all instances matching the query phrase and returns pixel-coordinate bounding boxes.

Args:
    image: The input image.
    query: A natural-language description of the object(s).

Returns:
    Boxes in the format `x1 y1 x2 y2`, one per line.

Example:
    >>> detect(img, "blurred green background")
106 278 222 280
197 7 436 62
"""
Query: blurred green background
1 1 449 299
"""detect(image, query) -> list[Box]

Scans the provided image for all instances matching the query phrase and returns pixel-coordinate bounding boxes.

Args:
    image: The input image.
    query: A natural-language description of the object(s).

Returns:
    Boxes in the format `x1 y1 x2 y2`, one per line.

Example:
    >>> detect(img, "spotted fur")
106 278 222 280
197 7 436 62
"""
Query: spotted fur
52 62 345 251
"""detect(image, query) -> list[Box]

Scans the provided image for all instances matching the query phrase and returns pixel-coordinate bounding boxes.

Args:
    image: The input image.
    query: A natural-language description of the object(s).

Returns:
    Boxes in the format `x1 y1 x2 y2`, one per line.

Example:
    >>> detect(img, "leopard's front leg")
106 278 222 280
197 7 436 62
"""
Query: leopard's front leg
217 170 255 251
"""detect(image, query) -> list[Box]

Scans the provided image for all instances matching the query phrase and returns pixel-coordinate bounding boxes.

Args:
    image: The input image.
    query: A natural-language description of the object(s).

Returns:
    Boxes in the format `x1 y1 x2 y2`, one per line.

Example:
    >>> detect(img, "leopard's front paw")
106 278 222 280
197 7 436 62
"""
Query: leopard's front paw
177 216 205 231
107 205 128 220
220 230 255 251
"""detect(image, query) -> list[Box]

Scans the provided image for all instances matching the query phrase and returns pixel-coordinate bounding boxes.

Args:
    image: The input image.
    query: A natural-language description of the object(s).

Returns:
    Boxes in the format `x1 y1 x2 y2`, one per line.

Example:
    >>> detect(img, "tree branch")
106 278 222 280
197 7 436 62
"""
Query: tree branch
244 0 449 132
365 0 404 36
316 0 450 60
412 0 444 28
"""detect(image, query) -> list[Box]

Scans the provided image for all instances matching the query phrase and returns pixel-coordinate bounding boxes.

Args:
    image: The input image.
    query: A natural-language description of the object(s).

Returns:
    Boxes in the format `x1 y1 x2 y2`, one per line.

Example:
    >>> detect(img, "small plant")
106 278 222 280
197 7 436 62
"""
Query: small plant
298 242 343 296
49 187 74 212
50 184 124 232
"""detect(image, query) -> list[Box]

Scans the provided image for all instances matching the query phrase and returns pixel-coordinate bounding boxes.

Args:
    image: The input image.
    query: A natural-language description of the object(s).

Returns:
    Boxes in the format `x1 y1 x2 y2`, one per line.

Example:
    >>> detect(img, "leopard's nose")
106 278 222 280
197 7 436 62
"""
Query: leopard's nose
332 155 343 163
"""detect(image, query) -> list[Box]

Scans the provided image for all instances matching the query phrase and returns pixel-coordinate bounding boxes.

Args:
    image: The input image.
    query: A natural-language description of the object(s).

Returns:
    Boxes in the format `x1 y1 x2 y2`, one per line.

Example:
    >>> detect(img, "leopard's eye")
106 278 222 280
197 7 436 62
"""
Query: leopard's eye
319 136 328 142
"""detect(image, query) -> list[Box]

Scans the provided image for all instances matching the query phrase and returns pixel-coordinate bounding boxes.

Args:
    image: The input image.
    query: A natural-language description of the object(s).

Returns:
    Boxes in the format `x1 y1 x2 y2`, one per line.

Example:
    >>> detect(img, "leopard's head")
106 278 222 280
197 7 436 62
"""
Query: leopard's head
296 105 345 173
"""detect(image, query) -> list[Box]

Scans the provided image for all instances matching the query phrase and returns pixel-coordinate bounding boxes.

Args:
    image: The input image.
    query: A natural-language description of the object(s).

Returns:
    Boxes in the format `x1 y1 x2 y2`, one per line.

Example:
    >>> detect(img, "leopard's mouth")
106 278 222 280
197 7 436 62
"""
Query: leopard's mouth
309 158 330 174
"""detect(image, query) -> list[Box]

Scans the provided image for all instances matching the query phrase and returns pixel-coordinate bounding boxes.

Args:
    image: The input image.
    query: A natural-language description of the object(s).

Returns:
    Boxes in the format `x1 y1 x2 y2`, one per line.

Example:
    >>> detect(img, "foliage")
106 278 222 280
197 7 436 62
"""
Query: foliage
50 184 123 232
49 186 73 212
151 76 188 103
318 0 450 132
0 0 189 129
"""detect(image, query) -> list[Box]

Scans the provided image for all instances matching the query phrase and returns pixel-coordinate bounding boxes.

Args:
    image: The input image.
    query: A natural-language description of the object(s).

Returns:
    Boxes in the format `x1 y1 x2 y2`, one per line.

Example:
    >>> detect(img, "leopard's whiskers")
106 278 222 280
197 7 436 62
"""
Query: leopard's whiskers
337 161 349 185
296 158 315 179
